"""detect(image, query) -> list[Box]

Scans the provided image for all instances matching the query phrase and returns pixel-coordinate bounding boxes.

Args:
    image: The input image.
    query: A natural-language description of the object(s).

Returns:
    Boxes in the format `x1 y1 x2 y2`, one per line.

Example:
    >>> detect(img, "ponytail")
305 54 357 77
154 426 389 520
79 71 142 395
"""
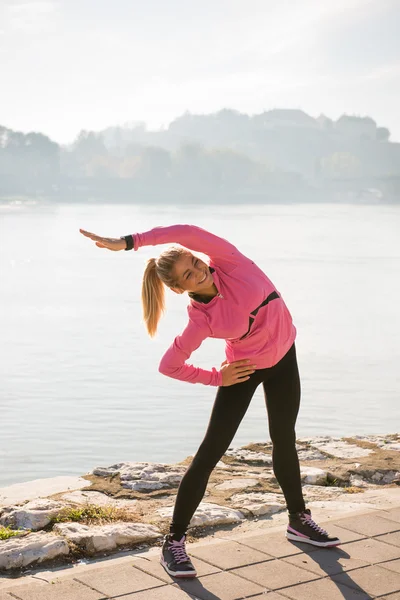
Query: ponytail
142 258 165 337
141 246 190 337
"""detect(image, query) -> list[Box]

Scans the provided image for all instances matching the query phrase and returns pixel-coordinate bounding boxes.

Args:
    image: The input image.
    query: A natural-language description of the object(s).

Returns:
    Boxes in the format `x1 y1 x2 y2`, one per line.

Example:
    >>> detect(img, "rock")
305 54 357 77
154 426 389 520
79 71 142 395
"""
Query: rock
297 449 328 461
0 499 66 531
92 462 185 491
310 440 373 459
92 465 124 478
297 436 338 444
370 471 400 484
216 461 230 469
125 480 165 492
348 469 399 486
225 449 273 465
383 443 400 451
243 470 275 481
302 485 344 500
157 502 244 527
53 522 160 553
0 532 69 570
300 466 328 485
0 476 88 508
352 434 400 451
214 478 259 491
60 490 137 509
349 475 370 488
230 492 285 516
384 471 400 483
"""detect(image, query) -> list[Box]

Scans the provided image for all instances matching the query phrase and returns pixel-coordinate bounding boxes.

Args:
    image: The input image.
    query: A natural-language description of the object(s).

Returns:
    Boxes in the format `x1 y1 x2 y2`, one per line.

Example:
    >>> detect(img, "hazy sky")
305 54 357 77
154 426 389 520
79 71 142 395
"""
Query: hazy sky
1 0 399 144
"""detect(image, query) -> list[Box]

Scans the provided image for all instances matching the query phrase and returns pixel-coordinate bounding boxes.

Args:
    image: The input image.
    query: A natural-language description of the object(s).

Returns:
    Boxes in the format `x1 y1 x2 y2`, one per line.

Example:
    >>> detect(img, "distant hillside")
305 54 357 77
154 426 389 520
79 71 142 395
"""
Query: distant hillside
1 109 399 203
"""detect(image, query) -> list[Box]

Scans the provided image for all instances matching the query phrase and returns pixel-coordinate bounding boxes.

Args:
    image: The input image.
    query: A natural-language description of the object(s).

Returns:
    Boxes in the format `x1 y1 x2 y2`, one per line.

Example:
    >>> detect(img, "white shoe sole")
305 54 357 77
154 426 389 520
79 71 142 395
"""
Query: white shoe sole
286 532 341 547
160 557 197 578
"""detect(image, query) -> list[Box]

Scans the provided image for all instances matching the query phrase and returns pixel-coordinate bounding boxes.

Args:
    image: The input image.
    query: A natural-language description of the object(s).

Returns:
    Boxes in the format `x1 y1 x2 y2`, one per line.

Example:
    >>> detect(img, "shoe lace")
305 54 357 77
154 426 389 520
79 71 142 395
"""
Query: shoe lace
169 537 190 564
300 512 328 536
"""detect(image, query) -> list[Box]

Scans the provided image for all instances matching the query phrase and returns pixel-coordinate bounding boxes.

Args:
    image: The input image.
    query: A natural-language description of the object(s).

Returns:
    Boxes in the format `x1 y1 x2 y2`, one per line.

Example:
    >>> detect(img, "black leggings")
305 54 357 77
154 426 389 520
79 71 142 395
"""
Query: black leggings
171 343 305 534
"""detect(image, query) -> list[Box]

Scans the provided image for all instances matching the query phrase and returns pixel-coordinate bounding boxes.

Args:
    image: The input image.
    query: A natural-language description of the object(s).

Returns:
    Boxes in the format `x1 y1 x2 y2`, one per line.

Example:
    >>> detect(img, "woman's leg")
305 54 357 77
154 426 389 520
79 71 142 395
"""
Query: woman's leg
262 344 306 514
171 375 261 536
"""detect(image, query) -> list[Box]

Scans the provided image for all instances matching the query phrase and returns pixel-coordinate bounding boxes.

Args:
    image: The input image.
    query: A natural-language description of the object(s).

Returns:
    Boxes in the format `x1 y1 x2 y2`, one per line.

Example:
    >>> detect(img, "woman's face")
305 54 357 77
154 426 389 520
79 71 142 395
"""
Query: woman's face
171 253 214 294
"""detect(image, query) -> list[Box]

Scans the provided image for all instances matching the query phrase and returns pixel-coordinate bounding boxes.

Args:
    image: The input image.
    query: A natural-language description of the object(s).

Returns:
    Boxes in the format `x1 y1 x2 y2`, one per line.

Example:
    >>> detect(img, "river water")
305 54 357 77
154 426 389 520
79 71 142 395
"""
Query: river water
0 201 399 487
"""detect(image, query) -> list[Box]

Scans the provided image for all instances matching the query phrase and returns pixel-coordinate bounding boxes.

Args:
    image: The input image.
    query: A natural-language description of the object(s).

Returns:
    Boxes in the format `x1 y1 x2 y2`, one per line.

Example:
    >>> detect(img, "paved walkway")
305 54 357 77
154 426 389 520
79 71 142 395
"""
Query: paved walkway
1 504 400 599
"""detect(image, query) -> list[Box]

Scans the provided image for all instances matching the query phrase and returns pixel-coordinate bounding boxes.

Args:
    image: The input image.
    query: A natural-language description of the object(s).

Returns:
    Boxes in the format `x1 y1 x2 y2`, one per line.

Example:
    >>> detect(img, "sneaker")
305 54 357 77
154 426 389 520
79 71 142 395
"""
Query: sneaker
160 534 197 578
287 509 341 547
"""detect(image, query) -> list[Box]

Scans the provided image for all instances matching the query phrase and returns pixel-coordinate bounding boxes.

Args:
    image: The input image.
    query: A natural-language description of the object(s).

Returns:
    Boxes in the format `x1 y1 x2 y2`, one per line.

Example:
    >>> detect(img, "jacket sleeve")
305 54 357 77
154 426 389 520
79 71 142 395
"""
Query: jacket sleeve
133 224 247 270
158 313 223 386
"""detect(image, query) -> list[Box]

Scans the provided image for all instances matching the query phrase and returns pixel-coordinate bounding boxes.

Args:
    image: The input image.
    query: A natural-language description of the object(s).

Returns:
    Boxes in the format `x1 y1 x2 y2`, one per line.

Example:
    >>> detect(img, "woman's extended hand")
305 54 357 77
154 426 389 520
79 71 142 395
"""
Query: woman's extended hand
79 229 126 251
220 359 256 386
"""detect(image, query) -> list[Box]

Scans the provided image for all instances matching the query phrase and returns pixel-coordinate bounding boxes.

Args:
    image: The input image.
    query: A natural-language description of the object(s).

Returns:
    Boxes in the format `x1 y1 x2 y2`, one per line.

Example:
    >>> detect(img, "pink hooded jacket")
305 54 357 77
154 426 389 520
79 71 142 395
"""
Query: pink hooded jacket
133 224 296 387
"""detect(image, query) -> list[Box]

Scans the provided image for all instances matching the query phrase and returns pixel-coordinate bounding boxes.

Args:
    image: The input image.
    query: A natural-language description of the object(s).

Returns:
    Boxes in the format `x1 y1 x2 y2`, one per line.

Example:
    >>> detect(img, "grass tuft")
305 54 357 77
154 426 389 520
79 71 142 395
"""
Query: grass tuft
0 526 27 540
321 474 339 487
50 503 137 526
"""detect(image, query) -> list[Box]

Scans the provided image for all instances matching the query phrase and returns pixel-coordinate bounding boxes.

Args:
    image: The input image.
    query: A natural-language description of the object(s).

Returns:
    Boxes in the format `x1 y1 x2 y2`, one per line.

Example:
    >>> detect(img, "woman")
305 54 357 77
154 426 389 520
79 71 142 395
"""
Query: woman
80 223 340 579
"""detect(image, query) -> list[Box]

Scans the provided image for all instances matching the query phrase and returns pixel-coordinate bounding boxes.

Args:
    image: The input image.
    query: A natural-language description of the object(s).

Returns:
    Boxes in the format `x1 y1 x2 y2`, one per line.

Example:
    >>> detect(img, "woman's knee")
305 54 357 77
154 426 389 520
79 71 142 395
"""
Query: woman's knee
269 427 297 448
190 443 224 473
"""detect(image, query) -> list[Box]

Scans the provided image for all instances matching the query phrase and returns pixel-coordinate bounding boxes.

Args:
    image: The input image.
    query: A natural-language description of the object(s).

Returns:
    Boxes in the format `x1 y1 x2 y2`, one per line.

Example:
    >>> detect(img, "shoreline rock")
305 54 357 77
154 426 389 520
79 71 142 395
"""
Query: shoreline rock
0 432 399 572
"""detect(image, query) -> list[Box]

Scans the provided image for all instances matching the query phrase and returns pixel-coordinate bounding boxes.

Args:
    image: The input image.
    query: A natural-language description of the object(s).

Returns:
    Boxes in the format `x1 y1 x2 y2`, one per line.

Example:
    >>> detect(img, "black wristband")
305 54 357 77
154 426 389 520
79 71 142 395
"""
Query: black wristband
120 234 134 251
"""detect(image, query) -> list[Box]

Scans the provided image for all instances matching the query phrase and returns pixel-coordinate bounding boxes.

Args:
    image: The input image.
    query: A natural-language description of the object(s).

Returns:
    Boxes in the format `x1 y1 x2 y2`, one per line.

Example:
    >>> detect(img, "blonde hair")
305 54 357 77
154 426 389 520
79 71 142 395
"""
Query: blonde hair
141 246 190 337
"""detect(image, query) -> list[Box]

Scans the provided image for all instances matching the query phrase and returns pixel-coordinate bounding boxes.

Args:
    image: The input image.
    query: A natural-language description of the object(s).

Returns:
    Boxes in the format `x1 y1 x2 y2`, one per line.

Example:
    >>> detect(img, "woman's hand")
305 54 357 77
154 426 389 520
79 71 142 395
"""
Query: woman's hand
220 359 256 386
79 229 127 251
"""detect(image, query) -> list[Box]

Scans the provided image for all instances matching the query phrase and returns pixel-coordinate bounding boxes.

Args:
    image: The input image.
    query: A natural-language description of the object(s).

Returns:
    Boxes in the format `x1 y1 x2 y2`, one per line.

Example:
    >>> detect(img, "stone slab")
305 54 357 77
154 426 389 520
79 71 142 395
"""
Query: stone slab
75 563 165 596
381 507 400 523
229 531 318 558
339 538 400 564
120 586 192 599
132 555 220 583
278 577 372 599
12 578 105 600
171 570 265 599
284 546 369 576
377 531 400 547
190 539 273 570
332 564 400 596
0 588 45 600
0 577 42 592
318 523 366 543
335 513 400 536
380 558 400 574
9 553 135 583
0 477 88 507
250 595 288 600
233 558 320 590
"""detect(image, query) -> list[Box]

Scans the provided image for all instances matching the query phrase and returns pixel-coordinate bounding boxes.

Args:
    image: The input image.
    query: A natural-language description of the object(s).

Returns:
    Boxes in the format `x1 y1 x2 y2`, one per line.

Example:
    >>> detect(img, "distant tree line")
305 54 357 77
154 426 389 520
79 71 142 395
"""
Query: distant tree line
1 109 399 203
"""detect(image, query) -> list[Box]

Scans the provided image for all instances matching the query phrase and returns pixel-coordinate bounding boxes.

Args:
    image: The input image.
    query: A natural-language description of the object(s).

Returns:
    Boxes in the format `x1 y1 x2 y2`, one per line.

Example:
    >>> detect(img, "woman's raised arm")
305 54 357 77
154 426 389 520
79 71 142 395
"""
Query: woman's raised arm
132 224 239 262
